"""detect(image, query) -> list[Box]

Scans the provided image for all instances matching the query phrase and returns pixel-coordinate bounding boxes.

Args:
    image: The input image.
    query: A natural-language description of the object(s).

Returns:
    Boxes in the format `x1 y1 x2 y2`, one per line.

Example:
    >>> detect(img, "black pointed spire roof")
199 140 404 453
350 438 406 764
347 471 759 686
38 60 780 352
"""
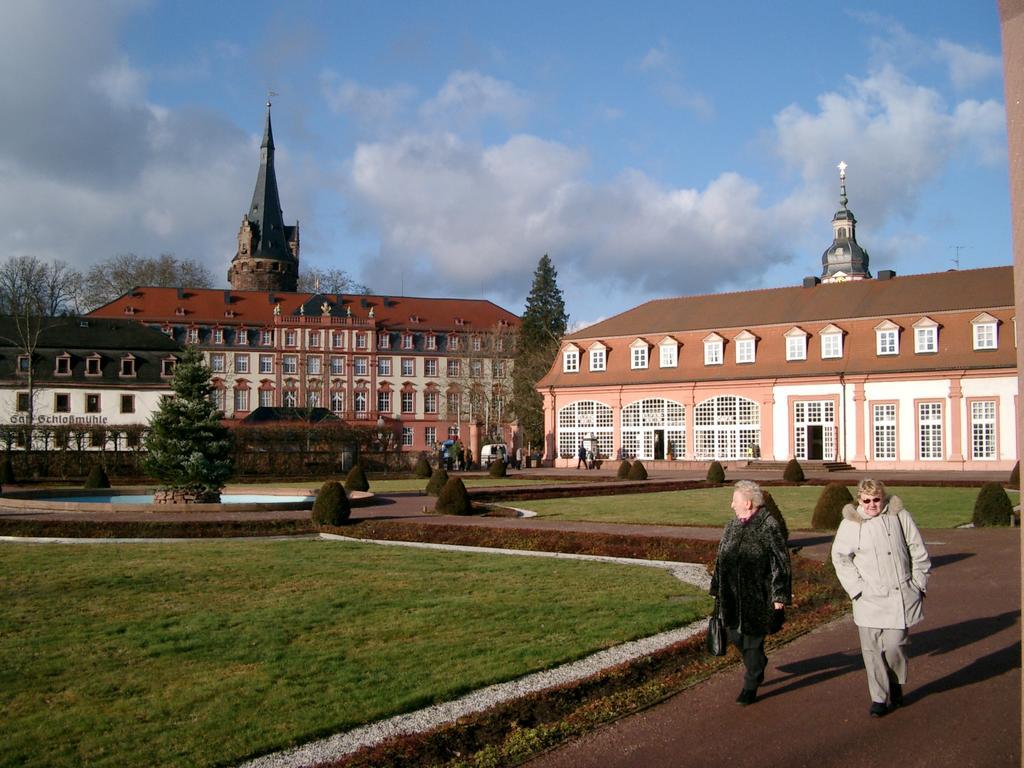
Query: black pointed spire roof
821 161 870 282
247 102 291 262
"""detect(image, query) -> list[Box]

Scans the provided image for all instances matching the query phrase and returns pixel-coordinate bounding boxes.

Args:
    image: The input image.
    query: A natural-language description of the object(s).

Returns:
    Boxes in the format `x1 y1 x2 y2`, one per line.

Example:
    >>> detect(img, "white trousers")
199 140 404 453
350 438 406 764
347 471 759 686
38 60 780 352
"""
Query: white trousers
858 626 909 705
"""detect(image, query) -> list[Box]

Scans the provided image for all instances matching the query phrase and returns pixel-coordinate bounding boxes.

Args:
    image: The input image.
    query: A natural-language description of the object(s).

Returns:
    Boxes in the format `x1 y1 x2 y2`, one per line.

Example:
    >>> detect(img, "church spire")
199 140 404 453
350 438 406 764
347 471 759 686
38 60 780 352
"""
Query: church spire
820 161 870 283
228 101 300 292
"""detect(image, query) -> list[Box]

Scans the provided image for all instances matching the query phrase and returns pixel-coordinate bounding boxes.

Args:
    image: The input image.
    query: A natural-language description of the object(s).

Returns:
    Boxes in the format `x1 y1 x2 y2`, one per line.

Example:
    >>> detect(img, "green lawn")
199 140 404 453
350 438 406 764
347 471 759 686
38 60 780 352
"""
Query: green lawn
0 540 708 768
521 485 1020 529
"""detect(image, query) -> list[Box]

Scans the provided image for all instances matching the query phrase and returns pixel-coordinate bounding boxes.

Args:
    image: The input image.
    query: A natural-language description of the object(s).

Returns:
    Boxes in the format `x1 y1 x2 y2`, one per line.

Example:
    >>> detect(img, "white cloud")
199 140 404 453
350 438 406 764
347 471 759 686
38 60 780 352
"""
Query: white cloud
321 71 415 126
936 39 1002 90
419 70 531 127
633 40 713 119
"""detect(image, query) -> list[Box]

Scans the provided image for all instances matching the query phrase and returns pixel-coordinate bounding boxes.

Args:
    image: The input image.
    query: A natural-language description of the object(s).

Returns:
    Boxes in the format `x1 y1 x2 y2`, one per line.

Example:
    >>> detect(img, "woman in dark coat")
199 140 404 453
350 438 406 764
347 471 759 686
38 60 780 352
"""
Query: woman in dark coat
710 480 792 705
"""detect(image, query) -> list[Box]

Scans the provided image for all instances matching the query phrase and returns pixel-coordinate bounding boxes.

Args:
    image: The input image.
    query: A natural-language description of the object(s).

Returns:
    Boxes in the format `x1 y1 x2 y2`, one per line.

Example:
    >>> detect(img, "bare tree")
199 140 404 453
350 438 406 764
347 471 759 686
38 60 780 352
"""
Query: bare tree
297 267 370 295
445 323 517 443
83 253 215 310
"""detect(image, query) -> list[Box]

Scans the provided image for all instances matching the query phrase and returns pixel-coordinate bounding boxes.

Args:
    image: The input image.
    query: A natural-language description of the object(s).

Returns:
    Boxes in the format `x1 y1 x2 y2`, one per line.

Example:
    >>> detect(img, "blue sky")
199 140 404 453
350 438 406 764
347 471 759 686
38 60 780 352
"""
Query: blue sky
0 1 1009 328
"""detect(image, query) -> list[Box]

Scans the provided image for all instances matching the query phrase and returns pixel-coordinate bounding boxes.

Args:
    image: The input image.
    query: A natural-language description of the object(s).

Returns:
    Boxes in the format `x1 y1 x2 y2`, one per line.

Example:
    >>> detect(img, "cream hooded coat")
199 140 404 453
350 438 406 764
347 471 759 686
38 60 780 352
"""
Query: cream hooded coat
831 495 931 630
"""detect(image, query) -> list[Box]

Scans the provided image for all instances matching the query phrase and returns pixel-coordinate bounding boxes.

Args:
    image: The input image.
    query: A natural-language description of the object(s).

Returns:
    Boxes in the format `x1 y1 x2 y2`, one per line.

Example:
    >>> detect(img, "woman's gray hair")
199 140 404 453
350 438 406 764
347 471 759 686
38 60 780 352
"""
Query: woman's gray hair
733 480 764 508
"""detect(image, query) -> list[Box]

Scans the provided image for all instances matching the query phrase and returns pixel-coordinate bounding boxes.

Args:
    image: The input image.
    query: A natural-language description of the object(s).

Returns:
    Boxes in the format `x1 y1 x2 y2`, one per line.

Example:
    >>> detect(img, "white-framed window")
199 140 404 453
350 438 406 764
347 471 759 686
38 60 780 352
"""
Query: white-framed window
401 358 415 377
186 328 199 344
785 330 807 361
918 402 943 460
401 391 415 413
448 335 459 352
659 342 677 368
283 355 298 374
425 426 437 445
424 391 438 414
307 391 321 409
402 427 414 446
306 356 322 375
876 323 899 355
355 332 367 350
259 355 273 374
820 330 843 359
261 330 274 346
330 391 344 412
354 357 368 376
233 388 249 412
471 336 482 352
285 330 298 347
735 337 755 364
563 348 579 372
425 359 438 377
236 329 248 346
972 316 998 350
377 332 389 349
425 335 437 351
402 334 414 350
589 347 606 371
283 390 297 408
259 389 274 408
447 359 460 377
378 357 392 376
213 328 224 345
234 354 249 374
703 338 723 366
308 331 321 348
914 323 938 354
332 331 345 349
872 403 897 460
210 353 226 373
970 400 997 459
378 390 391 413
630 344 648 369
354 391 367 413
329 356 344 375
212 388 226 412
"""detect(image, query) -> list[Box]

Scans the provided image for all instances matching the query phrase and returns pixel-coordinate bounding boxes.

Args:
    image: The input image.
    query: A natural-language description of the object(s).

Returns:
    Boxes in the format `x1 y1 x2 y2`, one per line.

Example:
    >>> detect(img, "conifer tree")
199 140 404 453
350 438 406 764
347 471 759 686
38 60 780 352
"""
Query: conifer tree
512 255 568 450
143 346 233 502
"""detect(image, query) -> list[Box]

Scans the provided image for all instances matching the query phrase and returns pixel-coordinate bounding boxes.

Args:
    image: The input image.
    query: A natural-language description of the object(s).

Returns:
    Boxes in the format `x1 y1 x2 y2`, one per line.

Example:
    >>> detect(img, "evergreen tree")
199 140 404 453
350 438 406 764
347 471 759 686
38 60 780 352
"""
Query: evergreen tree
143 346 233 501
512 255 568 450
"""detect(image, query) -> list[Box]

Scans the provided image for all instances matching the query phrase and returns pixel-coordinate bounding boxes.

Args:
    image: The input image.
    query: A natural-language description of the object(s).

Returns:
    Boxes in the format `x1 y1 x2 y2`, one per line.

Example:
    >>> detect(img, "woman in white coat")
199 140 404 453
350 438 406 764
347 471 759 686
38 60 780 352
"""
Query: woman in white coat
831 478 931 717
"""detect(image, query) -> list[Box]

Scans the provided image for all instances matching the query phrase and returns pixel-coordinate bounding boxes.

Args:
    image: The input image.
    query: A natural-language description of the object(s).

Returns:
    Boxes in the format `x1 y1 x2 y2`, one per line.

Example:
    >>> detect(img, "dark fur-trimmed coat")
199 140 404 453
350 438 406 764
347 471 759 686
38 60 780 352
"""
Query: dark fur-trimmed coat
710 507 792 636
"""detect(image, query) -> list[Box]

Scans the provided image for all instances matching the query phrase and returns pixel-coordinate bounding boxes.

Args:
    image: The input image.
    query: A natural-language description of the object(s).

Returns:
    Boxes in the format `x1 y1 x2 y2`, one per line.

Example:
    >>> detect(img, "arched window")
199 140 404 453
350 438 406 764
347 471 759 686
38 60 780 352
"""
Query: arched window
621 398 686 460
694 396 760 460
557 400 613 459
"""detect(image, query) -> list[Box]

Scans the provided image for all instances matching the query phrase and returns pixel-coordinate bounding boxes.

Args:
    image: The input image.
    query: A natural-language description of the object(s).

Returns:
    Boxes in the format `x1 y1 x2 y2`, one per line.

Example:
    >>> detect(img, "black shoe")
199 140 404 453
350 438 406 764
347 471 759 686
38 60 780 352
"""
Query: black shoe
869 702 889 718
736 688 757 705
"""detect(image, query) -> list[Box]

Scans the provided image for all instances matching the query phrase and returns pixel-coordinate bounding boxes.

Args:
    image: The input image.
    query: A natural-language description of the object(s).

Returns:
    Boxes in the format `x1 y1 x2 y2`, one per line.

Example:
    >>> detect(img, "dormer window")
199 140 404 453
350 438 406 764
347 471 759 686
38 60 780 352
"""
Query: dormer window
262 329 275 346
785 328 808 361
123 305 136 315
658 337 678 368
875 320 900 356
119 356 136 377
734 331 756 364
971 313 998 350
377 332 390 349
85 356 102 376
55 355 72 376
629 339 649 369
563 346 580 373
161 357 176 377
186 327 200 345
448 335 460 351
471 336 482 352
175 307 186 316
913 317 938 354
703 333 724 366
213 328 224 345
819 325 844 359
589 343 607 372
237 329 249 346
402 333 414 350
356 332 368 350
425 334 437 351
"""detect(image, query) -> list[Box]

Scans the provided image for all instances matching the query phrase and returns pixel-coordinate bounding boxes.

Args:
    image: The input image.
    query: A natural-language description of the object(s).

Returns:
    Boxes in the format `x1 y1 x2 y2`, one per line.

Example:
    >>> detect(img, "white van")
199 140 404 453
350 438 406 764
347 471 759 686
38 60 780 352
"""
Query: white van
480 443 508 467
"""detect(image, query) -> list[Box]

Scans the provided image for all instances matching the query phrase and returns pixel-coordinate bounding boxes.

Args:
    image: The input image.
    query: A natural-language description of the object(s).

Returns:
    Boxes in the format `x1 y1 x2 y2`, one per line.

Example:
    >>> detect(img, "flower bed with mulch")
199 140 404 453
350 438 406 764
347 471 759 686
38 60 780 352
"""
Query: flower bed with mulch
0 517 315 539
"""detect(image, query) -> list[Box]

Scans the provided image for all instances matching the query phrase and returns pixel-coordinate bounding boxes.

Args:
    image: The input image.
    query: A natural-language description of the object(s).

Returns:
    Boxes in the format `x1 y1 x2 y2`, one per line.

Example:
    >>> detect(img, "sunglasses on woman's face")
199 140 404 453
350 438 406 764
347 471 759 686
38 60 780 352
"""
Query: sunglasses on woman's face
860 497 882 504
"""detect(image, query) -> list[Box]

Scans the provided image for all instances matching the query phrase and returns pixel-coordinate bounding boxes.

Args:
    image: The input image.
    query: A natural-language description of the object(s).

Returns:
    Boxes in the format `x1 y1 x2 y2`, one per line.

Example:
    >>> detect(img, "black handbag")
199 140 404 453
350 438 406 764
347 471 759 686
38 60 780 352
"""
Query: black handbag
706 600 726 656
769 606 786 635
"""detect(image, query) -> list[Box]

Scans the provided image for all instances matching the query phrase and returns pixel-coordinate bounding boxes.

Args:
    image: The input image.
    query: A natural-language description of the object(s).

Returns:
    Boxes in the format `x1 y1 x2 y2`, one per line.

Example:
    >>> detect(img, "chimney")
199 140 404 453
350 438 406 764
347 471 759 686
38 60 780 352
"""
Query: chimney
878 270 896 281
802 276 821 288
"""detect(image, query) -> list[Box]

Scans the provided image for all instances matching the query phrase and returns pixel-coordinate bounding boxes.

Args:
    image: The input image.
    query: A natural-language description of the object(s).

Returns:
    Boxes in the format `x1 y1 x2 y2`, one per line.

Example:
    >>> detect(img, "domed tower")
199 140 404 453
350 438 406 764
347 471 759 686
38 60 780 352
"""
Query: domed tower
821 161 871 283
228 102 300 292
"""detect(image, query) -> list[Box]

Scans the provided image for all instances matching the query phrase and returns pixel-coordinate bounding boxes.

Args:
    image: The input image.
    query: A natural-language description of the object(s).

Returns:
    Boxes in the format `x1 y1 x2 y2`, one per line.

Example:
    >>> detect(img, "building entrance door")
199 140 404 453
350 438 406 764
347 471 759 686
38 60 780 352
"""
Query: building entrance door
806 425 824 460
653 430 665 460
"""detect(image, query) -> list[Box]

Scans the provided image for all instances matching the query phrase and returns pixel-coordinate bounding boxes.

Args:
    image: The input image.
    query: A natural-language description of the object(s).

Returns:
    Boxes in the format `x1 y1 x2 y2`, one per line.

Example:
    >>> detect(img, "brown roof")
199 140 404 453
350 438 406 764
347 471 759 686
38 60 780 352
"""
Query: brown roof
540 266 1016 389
569 266 1014 339
88 287 519 331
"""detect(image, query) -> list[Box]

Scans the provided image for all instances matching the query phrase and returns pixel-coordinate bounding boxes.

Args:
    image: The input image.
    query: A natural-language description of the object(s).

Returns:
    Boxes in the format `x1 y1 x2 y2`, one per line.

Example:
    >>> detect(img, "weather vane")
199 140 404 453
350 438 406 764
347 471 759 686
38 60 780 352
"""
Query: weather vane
837 160 847 181
267 89 277 108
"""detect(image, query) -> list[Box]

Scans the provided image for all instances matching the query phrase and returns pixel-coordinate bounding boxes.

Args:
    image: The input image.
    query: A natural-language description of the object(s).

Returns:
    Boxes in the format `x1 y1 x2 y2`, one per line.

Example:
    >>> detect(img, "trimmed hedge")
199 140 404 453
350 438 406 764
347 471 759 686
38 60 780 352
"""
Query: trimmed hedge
425 467 449 497
762 490 789 542
84 465 111 489
812 482 853 530
413 456 432 478
782 458 805 483
627 461 648 480
1010 461 1020 487
0 454 15 484
972 482 1014 527
488 460 508 478
344 464 370 492
313 480 351 526
616 460 632 479
436 477 473 515
706 461 725 484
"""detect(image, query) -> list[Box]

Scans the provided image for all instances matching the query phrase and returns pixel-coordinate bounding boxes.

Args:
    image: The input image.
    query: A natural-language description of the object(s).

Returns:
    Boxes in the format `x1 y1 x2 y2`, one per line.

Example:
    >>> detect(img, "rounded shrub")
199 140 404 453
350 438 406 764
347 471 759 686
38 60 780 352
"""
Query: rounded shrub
413 455 432 478
435 476 472 515
783 458 805 483
762 491 789 542
84 465 111 489
1009 461 1020 486
313 480 351 526
426 467 449 496
344 464 370 493
706 461 725 484
627 461 648 480
812 482 853 530
488 459 508 478
616 460 632 479
972 482 1014 527
0 454 15 484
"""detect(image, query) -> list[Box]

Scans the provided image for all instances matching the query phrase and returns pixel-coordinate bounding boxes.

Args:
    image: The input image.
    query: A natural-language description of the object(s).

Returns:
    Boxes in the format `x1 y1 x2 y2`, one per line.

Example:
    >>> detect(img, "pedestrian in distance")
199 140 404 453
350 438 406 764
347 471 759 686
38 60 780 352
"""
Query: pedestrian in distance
831 478 931 717
576 443 586 469
710 480 792 705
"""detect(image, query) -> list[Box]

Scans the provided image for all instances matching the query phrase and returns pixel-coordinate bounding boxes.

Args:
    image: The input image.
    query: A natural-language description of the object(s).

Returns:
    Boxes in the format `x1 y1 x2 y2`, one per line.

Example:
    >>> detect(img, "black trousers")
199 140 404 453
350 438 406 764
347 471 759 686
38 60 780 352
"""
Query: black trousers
727 628 767 690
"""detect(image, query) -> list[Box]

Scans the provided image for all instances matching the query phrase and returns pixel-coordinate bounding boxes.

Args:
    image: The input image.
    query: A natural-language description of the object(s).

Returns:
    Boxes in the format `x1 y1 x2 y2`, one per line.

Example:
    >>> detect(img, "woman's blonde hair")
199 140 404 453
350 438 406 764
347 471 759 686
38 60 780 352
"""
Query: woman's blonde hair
856 478 887 499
